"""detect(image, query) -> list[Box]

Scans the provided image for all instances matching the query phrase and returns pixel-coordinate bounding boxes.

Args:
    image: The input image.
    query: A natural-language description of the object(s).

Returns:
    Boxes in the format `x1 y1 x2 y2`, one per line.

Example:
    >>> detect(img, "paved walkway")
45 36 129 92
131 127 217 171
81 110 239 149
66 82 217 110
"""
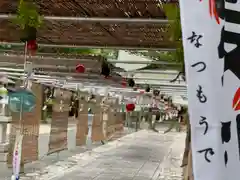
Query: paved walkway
0 126 135 179
20 129 185 180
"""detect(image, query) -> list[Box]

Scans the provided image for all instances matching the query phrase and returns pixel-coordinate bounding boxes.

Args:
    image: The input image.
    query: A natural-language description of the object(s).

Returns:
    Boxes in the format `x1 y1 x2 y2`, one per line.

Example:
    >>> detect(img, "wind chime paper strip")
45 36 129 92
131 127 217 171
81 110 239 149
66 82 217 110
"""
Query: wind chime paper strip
21 83 41 163
179 0 234 179
7 113 39 165
104 99 116 138
76 98 88 146
115 112 124 131
21 112 39 163
106 109 117 138
7 83 41 165
91 97 105 142
112 98 123 132
48 89 71 155
48 111 68 155
92 114 105 141
76 114 88 146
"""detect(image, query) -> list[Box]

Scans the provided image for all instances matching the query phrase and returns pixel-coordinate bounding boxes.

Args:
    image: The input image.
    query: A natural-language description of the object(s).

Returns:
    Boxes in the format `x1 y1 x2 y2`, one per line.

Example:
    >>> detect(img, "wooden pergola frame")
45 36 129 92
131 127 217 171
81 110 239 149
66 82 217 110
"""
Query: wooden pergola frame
0 0 178 49
0 0 182 90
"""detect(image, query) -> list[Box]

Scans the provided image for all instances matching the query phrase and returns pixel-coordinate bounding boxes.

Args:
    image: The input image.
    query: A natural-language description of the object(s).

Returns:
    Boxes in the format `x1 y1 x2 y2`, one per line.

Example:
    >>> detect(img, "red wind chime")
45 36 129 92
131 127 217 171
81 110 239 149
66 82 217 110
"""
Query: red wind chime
121 78 127 87
27 40 38 55
126 103 135 112
75 64 85 73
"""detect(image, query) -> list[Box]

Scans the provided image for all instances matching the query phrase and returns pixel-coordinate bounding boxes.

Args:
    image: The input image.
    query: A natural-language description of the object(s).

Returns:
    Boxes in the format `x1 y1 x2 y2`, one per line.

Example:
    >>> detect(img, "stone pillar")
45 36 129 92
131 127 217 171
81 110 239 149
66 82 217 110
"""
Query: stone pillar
0 116 11 163
4 104 11 117
147 111 153 129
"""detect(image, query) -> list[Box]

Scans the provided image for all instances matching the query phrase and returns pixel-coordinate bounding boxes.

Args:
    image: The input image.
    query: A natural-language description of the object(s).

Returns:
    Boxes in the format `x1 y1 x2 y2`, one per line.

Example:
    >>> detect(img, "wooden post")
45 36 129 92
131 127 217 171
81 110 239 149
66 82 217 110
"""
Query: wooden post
188 148 193 180
182 114 193 180
182 119 191 166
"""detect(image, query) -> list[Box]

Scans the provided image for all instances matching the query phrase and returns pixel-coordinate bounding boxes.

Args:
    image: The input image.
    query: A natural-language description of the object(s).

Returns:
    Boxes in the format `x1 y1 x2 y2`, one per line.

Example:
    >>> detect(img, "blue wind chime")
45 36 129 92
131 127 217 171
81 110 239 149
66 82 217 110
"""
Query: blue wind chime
8 87 36 113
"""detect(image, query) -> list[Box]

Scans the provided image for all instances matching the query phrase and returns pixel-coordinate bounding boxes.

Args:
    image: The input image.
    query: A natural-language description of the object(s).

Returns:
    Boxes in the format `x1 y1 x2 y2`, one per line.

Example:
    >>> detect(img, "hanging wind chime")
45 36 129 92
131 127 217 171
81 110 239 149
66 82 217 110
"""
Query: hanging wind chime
101 60 111 78
126 103 135 112
133 85 138 91
128 78 135 87
26 39 38 56
76 64 85 73
10 1 42 180
153 89 160 96
23 24 38 55
121 78 127 87
16 0 42 56
16 0 42 87
145 84 150 92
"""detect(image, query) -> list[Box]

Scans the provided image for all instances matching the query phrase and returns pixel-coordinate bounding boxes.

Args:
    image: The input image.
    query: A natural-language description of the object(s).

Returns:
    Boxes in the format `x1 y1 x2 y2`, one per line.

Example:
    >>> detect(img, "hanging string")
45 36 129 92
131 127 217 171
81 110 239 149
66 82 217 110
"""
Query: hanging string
23 42 29 88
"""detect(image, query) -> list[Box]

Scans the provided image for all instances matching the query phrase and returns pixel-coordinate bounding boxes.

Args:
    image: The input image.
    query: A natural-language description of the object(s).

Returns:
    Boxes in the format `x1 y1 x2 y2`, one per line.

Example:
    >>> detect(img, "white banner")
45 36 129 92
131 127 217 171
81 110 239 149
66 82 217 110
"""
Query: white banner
12 132 23 179
179 0 240 179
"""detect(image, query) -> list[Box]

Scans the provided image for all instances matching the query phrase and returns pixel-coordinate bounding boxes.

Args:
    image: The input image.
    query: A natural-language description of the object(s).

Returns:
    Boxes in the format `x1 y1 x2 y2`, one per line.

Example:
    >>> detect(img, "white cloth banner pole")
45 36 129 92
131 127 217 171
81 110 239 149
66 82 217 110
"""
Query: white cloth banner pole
179 0 231 180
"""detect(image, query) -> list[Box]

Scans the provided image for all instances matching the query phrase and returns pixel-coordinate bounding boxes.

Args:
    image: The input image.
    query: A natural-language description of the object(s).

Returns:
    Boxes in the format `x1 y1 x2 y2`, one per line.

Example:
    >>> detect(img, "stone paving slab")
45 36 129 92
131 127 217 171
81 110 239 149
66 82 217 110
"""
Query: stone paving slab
0 127 135 180
157 132 186 180
16 129 186 180
1 124 185 180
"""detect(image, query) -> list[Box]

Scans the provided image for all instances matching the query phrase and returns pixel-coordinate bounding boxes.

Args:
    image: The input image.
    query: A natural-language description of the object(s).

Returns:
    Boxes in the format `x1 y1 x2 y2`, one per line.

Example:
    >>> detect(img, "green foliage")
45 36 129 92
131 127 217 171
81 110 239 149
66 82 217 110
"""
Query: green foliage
56 48 118 58
0 44 118 58
61 48 100 55
163 4 181 42
174 45 184 63
99 49 119 59
129 50 175 62
157 52 175 61
0 44 12 49
163 3 184 68
12 0 42 29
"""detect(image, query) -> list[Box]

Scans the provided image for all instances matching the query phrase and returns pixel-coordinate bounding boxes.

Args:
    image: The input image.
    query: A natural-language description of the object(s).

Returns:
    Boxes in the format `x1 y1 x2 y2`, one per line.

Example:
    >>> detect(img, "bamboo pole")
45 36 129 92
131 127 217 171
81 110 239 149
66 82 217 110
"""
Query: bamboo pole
0 14 171 24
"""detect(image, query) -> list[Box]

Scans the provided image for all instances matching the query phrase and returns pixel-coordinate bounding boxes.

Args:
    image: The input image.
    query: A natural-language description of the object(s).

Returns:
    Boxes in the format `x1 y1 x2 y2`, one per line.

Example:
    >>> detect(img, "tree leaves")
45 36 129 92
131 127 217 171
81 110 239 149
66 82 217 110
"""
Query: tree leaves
128 4 184 70
61 48 99 55
13 0 42 29
163 3 184 67
59 48 118 58
163 4 181 42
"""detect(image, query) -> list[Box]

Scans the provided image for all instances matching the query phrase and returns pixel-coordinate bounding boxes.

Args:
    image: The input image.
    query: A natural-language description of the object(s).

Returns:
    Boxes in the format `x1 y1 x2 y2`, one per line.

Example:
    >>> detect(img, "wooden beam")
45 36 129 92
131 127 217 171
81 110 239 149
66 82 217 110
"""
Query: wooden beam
0 55 102 68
